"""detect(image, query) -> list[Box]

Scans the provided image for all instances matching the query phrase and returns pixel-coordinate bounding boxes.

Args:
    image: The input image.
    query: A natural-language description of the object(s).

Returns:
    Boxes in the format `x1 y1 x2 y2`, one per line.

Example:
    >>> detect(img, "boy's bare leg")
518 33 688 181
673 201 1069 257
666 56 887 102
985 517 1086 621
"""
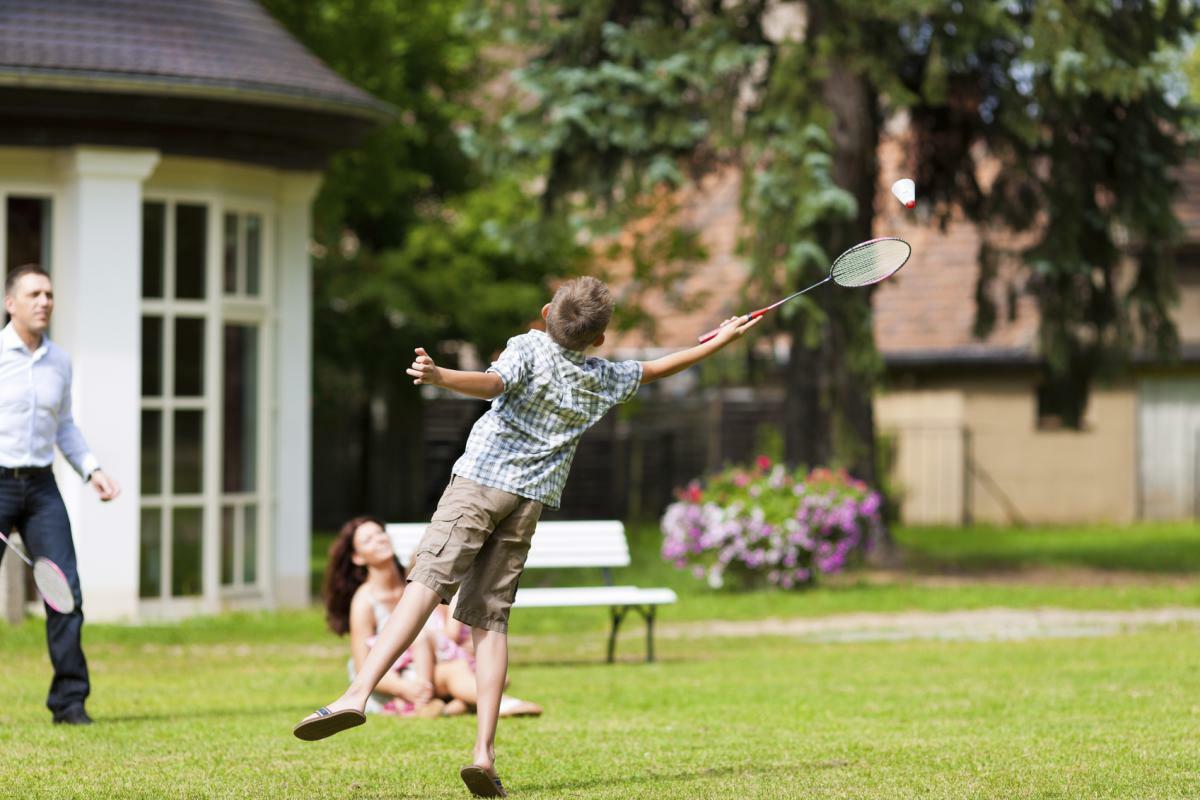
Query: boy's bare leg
470 626 508 776
299 582 443 720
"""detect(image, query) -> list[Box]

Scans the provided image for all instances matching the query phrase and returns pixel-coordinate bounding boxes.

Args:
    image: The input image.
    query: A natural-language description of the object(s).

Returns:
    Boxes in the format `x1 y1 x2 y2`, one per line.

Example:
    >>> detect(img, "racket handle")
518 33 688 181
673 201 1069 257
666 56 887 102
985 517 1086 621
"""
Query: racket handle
697 313 758 343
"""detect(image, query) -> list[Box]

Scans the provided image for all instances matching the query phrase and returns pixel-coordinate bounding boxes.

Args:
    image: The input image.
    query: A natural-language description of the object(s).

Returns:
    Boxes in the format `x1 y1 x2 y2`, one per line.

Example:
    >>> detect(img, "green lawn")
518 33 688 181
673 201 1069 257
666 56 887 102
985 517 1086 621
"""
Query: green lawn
0 613 1197 798
894 522 1200 573
0 522 1195 798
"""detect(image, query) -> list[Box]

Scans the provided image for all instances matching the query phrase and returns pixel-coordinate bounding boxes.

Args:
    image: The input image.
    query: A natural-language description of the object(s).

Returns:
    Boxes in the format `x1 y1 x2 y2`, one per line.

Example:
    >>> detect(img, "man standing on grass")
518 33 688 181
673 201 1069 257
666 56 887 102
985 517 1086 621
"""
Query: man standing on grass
0 264 120 725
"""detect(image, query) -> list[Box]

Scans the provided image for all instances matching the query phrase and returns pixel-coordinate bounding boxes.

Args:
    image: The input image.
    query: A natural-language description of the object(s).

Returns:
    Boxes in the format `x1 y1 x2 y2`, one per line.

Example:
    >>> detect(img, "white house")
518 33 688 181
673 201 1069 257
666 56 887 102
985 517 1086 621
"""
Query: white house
0 0 387 621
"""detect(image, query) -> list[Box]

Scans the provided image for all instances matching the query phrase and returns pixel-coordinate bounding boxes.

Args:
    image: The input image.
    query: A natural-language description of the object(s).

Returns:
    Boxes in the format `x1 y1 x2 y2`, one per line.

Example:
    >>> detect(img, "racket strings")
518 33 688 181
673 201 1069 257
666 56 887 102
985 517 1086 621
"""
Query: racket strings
831 239 911 287
33 558 74 614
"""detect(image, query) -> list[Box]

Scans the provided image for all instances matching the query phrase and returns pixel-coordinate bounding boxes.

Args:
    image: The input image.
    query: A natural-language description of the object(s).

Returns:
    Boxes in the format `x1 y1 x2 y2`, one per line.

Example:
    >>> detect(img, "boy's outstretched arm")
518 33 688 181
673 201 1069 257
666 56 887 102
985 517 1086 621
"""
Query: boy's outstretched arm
407 347 504 399
640 315 761 384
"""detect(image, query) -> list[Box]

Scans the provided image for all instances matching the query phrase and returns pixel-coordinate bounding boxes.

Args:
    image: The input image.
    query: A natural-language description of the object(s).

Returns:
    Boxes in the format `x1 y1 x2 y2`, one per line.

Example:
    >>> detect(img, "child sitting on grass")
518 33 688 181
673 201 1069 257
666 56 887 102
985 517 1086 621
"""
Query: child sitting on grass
323 515 541 719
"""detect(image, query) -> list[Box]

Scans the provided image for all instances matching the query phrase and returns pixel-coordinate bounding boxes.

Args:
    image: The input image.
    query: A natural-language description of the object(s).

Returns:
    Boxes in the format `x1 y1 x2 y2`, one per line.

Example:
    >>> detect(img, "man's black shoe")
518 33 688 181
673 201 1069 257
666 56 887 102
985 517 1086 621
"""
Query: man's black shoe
52 706 92 725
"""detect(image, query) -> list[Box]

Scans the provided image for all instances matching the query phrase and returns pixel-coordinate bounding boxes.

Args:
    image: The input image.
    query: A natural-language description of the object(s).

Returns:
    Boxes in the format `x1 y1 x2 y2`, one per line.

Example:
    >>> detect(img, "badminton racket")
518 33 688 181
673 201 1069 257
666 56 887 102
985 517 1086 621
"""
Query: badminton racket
0 529 74 614
698 236 912 343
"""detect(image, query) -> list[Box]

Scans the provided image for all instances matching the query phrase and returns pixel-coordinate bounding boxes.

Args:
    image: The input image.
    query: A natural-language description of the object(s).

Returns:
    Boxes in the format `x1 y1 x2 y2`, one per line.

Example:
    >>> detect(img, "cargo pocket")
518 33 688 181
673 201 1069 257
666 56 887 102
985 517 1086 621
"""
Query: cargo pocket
417 510 462 557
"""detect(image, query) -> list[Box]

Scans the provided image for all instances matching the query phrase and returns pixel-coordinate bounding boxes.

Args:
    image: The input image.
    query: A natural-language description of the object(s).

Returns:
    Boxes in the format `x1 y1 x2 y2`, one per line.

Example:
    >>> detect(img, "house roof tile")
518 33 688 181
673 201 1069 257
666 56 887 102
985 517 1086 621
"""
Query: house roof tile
0 0 387 119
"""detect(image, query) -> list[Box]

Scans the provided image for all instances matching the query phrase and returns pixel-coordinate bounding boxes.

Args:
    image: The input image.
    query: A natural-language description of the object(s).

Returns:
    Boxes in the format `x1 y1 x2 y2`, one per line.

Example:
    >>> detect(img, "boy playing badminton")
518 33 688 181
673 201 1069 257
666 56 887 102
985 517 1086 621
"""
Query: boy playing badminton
293 276 758 797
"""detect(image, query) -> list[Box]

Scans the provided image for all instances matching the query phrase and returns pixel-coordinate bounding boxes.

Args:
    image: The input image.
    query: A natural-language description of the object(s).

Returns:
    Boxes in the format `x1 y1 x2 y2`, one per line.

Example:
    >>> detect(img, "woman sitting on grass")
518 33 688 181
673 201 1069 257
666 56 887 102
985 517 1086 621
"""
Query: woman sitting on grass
323 515 542 718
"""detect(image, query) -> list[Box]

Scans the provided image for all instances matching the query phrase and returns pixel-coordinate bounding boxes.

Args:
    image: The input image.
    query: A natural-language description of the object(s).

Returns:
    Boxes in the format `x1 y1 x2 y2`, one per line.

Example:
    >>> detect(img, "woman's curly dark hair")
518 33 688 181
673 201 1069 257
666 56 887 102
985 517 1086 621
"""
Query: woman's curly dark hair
322 515 405 636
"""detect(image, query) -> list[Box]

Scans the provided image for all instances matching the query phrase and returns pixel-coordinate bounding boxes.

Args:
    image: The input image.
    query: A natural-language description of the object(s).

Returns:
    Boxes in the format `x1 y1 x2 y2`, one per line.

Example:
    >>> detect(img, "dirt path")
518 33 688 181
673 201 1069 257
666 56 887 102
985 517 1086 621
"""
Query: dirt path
657 607 1200 644
842 566 1200 588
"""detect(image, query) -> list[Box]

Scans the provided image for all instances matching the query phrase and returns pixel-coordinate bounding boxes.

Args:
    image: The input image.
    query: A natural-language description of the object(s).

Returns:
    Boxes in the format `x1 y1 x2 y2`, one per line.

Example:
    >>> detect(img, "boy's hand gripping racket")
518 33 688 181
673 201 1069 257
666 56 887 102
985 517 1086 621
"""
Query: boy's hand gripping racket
699 236 911 343
0 529 74 613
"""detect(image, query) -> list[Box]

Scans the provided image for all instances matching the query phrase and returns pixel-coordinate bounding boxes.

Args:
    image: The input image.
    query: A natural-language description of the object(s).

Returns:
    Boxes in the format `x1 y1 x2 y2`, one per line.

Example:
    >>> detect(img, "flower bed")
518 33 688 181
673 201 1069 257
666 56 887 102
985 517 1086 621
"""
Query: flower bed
660 456 883 589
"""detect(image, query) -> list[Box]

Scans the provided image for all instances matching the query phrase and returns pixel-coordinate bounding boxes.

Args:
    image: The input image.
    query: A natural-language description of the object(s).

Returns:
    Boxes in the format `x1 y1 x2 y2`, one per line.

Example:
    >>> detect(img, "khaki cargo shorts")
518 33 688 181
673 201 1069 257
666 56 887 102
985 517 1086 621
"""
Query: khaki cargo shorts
406 475 543 633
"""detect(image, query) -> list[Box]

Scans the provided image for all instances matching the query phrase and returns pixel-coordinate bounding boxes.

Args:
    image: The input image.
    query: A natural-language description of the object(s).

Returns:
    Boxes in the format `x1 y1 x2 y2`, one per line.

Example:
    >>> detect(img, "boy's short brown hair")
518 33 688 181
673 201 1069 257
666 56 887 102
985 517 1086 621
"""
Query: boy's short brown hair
545 276 614 351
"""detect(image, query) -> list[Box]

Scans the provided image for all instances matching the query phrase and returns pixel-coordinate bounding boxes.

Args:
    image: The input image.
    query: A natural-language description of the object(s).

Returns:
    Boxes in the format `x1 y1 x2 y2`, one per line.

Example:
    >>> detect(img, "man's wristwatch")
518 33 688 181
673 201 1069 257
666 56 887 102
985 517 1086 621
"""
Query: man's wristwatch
85 468 100 483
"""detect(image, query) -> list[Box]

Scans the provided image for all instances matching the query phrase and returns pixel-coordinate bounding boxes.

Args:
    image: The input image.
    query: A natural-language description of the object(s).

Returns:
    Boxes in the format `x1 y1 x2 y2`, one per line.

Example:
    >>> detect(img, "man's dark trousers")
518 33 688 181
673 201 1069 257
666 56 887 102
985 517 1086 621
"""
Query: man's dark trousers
0 469 89 715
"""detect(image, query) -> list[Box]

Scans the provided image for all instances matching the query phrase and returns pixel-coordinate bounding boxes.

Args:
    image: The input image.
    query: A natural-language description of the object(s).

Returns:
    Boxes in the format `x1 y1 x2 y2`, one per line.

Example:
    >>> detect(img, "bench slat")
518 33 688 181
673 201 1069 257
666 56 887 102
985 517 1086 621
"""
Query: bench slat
513 586 677 608
387 520 633 569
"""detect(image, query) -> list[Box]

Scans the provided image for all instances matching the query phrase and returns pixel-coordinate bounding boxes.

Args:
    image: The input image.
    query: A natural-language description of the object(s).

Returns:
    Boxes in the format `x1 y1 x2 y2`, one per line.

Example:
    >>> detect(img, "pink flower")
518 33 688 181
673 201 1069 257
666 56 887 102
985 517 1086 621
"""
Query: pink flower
756 455 772 471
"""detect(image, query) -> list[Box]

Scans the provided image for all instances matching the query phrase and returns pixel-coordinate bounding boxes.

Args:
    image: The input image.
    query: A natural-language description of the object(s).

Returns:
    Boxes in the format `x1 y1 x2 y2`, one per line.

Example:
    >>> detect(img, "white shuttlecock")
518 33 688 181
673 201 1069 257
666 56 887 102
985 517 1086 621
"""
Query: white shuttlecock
891 178 916 209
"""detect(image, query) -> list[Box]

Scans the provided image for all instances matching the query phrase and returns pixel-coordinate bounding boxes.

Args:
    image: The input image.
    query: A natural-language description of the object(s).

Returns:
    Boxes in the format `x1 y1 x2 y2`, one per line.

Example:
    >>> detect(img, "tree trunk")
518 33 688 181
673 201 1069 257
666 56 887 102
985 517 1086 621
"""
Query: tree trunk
785 1 894 555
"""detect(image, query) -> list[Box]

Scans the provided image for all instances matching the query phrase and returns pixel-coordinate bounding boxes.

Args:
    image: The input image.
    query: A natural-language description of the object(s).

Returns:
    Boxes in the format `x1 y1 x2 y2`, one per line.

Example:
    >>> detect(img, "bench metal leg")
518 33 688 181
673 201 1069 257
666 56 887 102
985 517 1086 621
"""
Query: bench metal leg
607 606 628 663
608 605 659 663
645 606 656 663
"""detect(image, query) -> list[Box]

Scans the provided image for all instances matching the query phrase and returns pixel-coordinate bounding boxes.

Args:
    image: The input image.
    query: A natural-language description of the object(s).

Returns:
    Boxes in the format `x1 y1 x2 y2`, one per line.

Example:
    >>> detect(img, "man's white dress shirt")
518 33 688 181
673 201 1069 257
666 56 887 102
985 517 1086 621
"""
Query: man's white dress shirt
0 323 98 477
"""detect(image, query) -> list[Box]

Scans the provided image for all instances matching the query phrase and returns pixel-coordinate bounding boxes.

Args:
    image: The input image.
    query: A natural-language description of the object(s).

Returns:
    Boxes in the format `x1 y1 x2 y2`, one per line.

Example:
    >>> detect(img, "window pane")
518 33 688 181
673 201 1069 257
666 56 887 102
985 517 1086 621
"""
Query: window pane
221 506 236 586
142 202 165 298
171 507 203 597
6 197 51 273
7 196 51 275
223 213 238 295
174 317 205 396
173 410 204 494
245 214 261 296
174 204 206 299
4 199 48 337
141 410 162 495
141 316 162 396
243 505 257 584
223 325 258 492
139 508 162 598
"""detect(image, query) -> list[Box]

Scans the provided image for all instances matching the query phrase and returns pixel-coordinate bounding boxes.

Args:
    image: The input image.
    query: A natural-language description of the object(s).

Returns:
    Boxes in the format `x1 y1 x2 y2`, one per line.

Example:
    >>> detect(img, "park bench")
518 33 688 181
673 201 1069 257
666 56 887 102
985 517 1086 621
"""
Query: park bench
386 520 676 662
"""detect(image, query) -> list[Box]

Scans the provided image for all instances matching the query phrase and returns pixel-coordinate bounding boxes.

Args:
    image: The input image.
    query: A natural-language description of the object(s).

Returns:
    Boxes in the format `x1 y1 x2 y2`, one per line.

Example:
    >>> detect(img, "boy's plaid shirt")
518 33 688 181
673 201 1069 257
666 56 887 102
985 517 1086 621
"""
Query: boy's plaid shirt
451 330 642 508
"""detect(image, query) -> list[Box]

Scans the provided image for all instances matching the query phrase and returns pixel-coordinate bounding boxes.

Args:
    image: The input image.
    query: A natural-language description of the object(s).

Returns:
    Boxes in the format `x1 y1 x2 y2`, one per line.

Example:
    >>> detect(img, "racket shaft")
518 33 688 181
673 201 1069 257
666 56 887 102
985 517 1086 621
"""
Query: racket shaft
0 529 33 566
764 275 831 310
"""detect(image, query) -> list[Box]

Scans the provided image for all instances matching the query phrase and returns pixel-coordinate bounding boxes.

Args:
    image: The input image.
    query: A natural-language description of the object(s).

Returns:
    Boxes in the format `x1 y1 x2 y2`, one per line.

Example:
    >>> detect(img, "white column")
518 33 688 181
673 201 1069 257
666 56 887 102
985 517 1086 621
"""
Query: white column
54 147 160 621
272 173 321 608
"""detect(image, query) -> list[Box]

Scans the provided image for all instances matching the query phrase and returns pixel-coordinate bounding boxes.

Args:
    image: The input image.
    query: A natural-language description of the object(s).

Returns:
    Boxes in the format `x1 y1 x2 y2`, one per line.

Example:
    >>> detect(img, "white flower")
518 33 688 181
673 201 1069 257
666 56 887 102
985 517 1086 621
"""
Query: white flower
706 567 725 589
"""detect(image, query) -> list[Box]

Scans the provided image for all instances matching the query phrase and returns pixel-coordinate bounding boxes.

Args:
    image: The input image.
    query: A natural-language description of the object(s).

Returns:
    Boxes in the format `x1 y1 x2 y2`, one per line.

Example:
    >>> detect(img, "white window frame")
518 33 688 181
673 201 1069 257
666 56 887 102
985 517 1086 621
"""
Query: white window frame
218 203 274 598
139 193 274 613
